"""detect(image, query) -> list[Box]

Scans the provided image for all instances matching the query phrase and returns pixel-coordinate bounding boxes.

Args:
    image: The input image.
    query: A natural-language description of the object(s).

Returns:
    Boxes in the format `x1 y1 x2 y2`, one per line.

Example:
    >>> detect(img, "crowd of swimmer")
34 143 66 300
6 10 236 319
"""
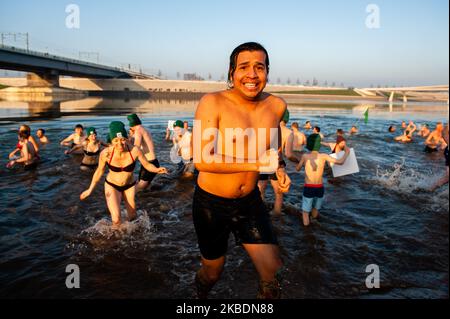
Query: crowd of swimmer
7 116 168 229
277 117 449 225
389 120 449 191
6 112 449 301
7 115 449 229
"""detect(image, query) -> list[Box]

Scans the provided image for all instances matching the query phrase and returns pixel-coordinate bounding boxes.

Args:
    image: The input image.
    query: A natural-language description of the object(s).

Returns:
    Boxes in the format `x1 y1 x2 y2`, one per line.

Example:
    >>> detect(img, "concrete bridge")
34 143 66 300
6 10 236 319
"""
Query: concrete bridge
355 85 449 103
0 44 156 87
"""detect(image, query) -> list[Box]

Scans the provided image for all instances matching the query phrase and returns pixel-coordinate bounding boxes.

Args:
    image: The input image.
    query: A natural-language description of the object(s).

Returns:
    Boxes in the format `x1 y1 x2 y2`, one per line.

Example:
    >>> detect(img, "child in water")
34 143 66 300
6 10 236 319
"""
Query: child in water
296 134 350 226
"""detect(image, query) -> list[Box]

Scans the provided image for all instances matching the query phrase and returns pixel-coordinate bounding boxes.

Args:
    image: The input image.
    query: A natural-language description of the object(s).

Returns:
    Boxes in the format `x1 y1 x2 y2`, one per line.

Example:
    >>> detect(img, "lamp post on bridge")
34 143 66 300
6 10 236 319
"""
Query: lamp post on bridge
0 32 29 51
79 52 100 64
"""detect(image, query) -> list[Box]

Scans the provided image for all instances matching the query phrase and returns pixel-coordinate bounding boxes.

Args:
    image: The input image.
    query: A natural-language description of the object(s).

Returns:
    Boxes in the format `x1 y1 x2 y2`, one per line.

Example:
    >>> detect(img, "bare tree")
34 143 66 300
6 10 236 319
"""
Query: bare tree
312 78 318 86
277 78 281 84
208 73 212 81
287 78 291 85
296 78 300 85
176 72 180 80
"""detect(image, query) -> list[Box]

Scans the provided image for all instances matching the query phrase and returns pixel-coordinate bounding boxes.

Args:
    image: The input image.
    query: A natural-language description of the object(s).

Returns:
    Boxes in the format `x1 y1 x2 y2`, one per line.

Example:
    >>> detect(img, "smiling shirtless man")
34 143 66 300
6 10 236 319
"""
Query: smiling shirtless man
192 42 291 299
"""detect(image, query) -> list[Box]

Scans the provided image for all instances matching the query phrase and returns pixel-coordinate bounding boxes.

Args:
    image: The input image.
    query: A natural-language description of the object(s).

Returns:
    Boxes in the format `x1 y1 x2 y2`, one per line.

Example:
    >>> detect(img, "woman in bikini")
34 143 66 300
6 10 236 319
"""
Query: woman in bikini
80 122 167 228
66 127 104 171
7 130 39 170
9 125 40 159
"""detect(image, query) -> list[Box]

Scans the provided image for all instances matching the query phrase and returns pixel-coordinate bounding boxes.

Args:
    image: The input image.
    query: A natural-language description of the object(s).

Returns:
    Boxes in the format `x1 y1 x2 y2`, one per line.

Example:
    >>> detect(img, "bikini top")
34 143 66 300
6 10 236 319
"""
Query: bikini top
107 145 136 173
332 143 341 154
84 146 100 157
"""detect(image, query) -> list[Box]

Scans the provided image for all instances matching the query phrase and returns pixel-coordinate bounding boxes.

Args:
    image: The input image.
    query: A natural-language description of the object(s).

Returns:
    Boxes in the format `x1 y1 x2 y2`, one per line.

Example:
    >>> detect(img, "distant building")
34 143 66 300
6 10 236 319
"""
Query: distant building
184 73 204 81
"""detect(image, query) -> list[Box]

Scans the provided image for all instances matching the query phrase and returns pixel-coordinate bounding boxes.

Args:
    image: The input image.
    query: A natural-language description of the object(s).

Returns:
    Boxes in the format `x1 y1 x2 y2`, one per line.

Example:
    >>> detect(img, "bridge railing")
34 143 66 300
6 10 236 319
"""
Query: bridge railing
0 44 155 78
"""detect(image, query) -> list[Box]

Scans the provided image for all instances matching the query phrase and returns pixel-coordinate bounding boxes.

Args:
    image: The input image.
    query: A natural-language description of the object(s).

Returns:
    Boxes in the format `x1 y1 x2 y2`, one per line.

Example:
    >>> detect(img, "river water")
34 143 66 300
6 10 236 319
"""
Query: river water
0 97 448 299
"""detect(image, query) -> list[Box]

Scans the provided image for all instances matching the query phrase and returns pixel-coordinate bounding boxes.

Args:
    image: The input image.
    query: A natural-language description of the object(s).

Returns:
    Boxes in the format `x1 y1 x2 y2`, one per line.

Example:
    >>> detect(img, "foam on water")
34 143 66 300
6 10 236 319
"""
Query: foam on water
373 158 449 213
374 158 432 191
429 185 450 213
67 210 157 256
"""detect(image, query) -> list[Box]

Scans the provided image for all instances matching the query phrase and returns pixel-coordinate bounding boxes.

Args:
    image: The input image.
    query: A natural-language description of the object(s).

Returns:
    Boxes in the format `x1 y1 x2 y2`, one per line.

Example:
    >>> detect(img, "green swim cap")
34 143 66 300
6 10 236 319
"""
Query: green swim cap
86 127 97 136
307 134 322 152
109 121 128 141
174 120 184 129
282 109 290 124
127 114 142 127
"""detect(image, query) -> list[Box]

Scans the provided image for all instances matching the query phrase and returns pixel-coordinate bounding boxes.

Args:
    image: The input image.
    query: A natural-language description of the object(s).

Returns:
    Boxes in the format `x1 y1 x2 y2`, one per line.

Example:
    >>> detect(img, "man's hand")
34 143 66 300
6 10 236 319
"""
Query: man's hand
157 167 168 174
276 168 291 193
259 149 278 174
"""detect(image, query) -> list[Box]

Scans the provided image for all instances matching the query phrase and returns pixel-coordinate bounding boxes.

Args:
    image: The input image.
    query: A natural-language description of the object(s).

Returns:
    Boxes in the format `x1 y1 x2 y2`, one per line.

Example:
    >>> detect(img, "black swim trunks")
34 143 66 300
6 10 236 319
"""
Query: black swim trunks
424 146 438 153
24 162 38 171
193 185 278 261
138 158 160 182
445 147 449 167
259 173 278 181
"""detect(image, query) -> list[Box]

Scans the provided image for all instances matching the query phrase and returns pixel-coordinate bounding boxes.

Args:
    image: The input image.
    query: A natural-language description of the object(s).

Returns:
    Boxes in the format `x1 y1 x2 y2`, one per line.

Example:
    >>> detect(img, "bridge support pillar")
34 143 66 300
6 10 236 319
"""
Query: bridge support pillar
403 94 408 103
389 91 395 102
27 71 59 87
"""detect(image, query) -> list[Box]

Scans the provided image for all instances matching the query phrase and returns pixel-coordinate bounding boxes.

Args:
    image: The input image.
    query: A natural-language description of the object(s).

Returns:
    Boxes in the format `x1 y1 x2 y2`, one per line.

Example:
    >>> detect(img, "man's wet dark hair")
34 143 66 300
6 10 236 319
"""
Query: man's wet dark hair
75 124 84 130
314 126 321 133
37 128 45 135
228 42 270 83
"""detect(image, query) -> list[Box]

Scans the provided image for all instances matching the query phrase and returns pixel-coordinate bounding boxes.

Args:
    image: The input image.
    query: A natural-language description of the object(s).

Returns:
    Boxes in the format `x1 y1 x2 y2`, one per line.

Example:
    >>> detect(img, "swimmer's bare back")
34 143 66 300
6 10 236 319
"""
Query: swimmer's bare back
134 126 156 161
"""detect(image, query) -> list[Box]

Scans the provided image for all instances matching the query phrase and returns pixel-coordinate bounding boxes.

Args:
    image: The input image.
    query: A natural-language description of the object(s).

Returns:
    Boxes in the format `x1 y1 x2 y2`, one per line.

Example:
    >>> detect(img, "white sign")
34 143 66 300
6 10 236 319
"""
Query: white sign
329 148 360 178
168 120 176 131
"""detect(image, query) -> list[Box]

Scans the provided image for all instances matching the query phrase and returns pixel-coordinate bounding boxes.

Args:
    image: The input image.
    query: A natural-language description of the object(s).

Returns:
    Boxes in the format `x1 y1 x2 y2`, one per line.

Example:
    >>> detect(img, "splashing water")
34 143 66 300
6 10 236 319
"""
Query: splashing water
375 158 432 191
429 186 450 213
67 210 157 256
2 100 448 299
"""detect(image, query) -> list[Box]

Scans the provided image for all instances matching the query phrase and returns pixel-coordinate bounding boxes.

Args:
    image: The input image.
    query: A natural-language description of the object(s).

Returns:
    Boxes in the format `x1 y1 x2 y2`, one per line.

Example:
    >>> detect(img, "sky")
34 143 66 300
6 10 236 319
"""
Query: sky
0 0 448 87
